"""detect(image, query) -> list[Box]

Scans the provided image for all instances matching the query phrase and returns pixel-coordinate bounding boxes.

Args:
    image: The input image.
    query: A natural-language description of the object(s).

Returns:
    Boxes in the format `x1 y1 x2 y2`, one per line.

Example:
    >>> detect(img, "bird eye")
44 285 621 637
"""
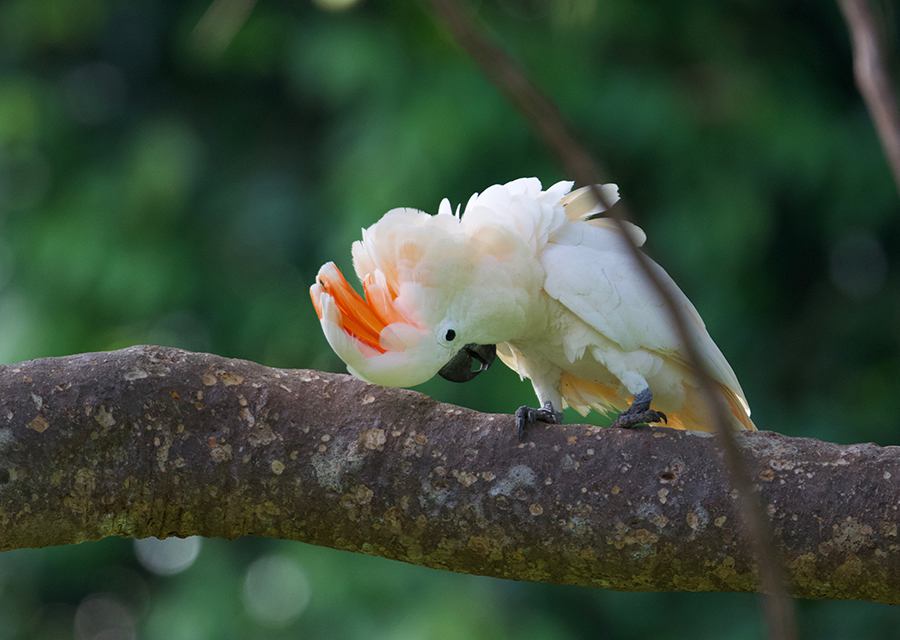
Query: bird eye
444 329 456 342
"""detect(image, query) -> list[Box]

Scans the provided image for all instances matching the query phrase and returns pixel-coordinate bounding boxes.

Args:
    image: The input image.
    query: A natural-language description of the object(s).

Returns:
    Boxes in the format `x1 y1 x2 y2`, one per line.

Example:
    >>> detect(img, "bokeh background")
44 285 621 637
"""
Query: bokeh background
2 0 899 638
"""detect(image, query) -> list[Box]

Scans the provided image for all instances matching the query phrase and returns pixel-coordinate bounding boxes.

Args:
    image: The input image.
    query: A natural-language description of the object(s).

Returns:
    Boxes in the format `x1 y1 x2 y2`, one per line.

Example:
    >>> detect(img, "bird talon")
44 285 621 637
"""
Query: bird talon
515 402 562 440
515 407 529 440
611 390 667 429
610 416 638 429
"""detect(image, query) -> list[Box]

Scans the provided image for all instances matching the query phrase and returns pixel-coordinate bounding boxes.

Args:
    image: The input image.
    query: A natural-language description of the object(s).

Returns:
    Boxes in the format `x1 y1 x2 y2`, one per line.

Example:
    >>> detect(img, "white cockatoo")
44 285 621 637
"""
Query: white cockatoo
311 178 755 435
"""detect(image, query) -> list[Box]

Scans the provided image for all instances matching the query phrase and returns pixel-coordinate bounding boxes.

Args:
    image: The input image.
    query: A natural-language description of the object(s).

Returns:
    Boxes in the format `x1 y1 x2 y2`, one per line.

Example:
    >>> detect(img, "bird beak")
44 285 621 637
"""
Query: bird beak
438 344 497 383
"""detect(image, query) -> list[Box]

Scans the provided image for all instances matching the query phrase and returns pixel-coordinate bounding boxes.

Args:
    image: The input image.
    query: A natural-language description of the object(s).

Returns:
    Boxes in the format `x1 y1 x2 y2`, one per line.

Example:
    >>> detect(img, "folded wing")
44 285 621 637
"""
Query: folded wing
542 219 753 429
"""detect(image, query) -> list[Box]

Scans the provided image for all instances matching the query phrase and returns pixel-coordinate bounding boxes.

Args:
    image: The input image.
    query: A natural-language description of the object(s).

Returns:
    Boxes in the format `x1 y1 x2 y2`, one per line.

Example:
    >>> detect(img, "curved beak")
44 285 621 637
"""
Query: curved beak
438 344 496 383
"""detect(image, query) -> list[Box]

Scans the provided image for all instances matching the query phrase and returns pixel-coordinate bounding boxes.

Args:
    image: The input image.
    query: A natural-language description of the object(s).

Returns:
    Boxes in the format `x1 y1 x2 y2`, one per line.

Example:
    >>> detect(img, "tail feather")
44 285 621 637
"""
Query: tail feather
666 382 756 432
720 382 757 431
559 371 756 432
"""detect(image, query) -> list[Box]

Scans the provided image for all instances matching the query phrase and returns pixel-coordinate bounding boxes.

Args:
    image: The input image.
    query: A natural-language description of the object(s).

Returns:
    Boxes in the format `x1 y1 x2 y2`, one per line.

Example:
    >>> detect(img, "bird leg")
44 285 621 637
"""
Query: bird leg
515 401 563 440
610 387 667 429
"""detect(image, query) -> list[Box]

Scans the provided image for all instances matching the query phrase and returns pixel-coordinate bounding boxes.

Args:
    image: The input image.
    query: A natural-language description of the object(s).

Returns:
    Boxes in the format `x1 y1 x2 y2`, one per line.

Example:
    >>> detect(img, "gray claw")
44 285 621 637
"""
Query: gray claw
515 401 563 440
610 409 667 429
610 388 666 429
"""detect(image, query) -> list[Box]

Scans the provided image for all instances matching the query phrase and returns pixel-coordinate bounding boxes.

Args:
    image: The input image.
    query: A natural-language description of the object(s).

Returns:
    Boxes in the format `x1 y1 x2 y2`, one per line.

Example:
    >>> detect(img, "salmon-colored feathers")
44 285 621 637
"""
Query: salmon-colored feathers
312 263 390 354
312 261 419 356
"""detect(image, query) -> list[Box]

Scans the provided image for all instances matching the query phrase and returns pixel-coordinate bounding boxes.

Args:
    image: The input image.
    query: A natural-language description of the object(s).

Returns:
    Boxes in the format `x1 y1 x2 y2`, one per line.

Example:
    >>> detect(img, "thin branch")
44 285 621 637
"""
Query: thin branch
838 0 900 196
192 0 258 56
1 346 899 605
426 1 796 637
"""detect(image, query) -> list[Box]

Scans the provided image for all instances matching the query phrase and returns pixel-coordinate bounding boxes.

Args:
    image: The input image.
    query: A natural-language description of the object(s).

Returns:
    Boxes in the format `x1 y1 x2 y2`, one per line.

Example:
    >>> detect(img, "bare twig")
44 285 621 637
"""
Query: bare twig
192 0 258 56
426 1 797 637
838 0 900 195
3 346 900 604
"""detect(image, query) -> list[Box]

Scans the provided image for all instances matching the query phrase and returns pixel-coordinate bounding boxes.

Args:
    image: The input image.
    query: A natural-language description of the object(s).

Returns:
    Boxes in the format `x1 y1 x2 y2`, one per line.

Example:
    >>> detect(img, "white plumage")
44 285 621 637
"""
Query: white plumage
311 178 754 431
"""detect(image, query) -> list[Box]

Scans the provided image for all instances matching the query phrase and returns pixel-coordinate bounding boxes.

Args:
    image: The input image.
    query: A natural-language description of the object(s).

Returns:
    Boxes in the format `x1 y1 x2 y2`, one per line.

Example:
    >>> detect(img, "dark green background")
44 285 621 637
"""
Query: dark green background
2 0 899 638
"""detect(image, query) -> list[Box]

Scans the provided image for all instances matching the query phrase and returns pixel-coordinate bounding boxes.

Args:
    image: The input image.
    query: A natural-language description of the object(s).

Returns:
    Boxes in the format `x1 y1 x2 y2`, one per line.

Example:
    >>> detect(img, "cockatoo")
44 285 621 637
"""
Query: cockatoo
310 178 755 435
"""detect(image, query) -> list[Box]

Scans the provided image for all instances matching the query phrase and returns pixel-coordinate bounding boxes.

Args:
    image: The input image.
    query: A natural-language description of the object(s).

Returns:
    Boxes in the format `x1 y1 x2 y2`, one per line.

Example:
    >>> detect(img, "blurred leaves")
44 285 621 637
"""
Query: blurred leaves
1 0 898 638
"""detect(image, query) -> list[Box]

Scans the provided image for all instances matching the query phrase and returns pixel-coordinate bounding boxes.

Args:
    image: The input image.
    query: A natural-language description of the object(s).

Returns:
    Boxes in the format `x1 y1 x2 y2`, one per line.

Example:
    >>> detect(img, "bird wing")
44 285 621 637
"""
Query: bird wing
541 222 750 417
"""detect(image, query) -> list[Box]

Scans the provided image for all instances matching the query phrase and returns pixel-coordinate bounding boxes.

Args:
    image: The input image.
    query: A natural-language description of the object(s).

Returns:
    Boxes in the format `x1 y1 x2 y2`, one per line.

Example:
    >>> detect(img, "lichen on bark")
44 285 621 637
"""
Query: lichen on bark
1 346 898 604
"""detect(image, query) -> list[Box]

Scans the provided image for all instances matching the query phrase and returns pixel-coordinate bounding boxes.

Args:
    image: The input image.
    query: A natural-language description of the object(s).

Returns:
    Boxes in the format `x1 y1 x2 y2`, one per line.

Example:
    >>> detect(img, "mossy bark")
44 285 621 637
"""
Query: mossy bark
1 346 898 603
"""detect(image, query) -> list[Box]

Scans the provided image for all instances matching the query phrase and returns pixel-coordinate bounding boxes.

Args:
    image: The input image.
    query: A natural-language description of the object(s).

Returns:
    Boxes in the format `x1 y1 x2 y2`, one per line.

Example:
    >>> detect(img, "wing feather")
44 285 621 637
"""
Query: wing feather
541 226 749 415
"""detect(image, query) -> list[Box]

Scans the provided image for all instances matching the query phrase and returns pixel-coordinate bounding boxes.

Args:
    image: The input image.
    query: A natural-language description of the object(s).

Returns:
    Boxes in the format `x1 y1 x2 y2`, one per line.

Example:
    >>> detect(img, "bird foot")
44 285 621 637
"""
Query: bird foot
610 409 667 429
610 387 667 429
515 402 563 440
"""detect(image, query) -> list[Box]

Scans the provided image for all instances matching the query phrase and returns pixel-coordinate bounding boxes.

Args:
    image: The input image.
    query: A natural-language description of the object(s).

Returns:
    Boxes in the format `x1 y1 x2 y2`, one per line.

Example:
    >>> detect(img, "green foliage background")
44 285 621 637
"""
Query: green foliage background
1 0 899 637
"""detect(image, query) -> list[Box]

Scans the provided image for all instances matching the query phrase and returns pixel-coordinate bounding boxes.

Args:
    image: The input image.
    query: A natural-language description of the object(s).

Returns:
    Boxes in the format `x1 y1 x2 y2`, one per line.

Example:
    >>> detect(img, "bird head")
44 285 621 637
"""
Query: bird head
310 205 534 388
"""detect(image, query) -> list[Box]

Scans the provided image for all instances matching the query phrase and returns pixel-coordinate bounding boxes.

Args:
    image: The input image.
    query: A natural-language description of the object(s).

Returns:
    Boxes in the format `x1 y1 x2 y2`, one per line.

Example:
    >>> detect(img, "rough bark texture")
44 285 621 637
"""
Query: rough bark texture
1 346 898 603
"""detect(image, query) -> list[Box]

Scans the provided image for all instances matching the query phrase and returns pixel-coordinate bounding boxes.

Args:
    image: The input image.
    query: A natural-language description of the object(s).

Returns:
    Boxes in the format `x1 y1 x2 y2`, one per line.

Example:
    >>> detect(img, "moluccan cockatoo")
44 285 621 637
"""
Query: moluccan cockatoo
310 178 755 436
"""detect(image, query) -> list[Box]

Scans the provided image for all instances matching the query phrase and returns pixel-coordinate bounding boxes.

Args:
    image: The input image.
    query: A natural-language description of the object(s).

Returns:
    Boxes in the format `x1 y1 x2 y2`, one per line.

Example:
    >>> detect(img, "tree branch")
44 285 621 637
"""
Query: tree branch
1 346 898 604
838 0 900 196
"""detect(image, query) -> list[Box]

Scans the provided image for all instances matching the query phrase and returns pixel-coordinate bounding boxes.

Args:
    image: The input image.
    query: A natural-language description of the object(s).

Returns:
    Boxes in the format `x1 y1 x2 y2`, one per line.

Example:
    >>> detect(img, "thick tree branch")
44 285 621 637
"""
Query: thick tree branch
1 346 898 604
